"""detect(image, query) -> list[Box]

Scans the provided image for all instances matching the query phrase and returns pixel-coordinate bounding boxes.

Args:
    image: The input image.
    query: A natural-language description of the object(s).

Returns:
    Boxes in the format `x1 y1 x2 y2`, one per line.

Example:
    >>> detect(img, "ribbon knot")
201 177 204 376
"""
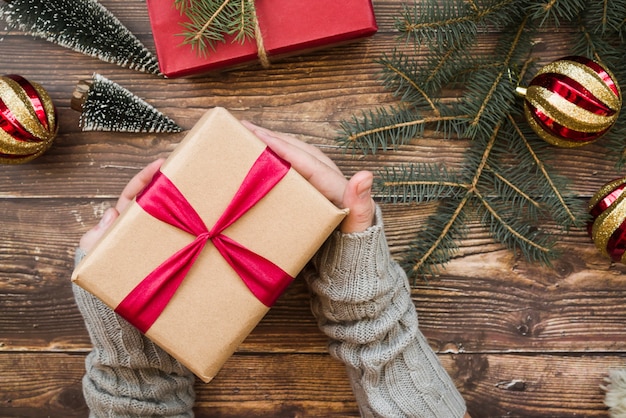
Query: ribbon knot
115 147 293 333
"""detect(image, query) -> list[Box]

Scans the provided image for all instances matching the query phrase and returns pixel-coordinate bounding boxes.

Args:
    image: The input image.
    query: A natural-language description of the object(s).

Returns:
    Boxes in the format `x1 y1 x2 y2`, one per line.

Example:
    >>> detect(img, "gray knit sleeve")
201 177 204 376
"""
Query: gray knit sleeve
304 206 467 418
73 249 196 417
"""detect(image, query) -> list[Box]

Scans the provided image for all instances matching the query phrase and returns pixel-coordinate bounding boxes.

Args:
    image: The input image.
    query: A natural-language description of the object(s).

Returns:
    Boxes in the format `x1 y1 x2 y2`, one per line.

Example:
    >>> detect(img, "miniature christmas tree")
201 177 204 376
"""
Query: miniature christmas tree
0 0 160 75
72 74 181 133
338 0 626 278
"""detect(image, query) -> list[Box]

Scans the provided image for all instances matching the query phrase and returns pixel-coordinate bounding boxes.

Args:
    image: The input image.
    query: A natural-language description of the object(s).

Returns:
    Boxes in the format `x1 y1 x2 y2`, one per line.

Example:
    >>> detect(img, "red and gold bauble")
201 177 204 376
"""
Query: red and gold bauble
588 177 626 263
517 56 621 148
0 74 58 164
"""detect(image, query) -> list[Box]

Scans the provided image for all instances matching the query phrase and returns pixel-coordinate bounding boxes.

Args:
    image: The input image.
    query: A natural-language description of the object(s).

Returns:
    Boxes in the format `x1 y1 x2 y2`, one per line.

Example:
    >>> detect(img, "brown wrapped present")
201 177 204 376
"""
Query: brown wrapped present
72 107 347 382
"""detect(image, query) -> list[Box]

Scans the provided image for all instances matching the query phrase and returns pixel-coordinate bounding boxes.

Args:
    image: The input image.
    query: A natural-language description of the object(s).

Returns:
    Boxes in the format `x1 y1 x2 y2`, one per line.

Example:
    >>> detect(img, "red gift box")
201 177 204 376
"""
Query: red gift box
146 0 378 77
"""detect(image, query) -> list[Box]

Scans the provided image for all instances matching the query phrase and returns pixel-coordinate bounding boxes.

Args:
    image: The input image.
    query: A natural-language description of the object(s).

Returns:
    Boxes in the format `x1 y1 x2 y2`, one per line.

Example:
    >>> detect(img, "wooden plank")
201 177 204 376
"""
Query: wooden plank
0 352 620 417
1 0 625 416
1 199 626 353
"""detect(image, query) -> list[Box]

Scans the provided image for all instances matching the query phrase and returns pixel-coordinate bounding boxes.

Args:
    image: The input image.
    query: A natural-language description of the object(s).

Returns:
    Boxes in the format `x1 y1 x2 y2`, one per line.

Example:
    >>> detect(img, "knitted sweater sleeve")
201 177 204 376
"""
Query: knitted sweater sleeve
304 206 467 418
73 249 196 418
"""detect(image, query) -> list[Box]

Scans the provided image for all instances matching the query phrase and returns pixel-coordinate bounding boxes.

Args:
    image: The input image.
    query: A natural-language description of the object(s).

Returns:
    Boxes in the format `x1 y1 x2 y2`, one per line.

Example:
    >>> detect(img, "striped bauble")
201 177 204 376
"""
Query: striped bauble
517 56 621 148
0 75 58 164
588 177 626 263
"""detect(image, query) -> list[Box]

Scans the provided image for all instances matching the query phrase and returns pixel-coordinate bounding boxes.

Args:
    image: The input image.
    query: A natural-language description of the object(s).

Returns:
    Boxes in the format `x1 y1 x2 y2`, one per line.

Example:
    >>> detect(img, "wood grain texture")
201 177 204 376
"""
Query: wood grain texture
0 0 624 417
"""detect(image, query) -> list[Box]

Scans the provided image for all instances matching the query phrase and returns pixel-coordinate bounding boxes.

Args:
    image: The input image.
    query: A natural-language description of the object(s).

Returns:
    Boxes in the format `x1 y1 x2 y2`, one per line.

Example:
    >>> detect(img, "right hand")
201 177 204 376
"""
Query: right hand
242 121 376 233
79 159 164 253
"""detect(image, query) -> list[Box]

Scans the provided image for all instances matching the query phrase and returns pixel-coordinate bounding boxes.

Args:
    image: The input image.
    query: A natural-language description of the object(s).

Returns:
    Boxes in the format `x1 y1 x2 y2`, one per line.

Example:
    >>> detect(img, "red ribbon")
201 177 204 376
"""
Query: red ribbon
115 147 294 333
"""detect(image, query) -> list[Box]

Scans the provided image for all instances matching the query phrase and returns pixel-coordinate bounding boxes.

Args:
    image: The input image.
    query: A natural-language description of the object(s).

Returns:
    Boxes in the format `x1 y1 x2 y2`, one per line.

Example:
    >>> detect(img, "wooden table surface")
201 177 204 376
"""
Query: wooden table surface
1 1 625 417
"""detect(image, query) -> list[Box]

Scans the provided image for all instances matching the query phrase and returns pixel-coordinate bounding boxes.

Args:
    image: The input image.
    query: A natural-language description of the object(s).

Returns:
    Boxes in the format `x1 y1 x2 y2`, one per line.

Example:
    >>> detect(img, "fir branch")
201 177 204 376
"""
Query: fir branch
339 0 623 279
338 106 469 155
525 0 586 27
176 0 256 55
582 0 626 35
508 115 584 229
460 16 529 139
474 191 555 263
377 51 441 113
396 0 479 49
0 0 160 74
375 163 469 203
408 189 472 276
484 164 542 210
397 0 521 48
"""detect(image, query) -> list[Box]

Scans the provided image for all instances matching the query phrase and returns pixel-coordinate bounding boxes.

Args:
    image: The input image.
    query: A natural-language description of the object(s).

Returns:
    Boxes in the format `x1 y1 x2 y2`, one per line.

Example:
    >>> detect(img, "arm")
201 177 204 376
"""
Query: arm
304 207 466 417
244 122 468 418
74 159 196 417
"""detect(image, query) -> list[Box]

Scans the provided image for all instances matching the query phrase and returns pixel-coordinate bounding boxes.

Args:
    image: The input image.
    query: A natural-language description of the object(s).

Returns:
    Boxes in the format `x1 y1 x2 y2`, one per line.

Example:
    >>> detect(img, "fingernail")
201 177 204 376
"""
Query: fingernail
357 179 373 199
99 208 115 227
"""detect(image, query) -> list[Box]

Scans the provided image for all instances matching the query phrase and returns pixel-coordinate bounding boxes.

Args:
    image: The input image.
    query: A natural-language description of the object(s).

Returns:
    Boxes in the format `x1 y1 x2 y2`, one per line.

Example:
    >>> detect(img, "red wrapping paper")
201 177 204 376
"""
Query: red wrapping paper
146 0 378 77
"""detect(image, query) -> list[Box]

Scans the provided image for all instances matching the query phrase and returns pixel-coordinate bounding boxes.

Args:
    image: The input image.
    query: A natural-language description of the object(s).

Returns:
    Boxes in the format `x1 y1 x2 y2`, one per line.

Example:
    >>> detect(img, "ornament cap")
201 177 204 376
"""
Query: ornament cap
515 86 527 97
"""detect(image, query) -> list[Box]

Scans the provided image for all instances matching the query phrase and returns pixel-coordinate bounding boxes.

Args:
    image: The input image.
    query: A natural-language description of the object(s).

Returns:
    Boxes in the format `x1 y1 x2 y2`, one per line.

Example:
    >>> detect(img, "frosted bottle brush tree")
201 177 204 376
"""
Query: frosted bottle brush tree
72 74 181 133
338 0 626 278
0 0 160 74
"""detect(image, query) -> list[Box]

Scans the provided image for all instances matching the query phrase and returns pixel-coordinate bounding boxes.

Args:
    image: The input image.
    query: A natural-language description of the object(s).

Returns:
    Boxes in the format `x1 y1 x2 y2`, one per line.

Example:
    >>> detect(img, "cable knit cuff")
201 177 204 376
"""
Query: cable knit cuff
73 249 195 417
304 206 467 418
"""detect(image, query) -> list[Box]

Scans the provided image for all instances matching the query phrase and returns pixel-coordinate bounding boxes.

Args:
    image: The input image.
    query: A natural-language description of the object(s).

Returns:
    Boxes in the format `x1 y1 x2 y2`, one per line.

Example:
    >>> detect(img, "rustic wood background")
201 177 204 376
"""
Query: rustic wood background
1 0 625 416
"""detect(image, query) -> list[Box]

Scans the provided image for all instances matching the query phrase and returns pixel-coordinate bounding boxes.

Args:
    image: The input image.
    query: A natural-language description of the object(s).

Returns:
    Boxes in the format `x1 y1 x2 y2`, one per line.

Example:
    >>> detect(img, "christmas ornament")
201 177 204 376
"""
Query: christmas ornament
0 74 57 164
516 56 622 148
588 176 626 263
71 74 181 133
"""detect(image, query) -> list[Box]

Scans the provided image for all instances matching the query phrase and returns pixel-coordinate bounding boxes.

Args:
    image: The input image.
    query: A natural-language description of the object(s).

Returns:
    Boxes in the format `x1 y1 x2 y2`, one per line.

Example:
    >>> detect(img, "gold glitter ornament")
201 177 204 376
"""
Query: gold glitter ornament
0 74 58 164
588 176 626 263
516 56 621 148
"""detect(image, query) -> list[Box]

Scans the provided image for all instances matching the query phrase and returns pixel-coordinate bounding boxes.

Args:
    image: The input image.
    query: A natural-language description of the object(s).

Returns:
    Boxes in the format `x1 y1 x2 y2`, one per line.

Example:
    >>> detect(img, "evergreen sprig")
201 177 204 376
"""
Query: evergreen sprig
339 0 626 279
175 0 257 55
0 0 160 74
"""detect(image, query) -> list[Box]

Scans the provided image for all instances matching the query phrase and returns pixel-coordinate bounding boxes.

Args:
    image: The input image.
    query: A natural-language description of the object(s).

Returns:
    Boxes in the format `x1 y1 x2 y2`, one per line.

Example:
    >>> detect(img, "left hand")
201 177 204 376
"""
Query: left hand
79 159 164 253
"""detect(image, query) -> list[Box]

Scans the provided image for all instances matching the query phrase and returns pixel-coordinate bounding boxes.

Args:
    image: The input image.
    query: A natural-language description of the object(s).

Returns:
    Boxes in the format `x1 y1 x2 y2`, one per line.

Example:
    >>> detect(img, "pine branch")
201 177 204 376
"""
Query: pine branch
525 0 587 27
458 16 530 139
375 163 469 203
175 0 256 55
0 0 160 74
508 115 587 229
377 51 441 112
339 0 622 279
337 106 468 155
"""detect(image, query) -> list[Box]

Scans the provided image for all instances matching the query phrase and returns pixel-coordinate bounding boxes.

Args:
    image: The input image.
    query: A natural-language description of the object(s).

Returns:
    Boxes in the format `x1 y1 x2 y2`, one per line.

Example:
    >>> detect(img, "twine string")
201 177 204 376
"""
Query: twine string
248 0 270 68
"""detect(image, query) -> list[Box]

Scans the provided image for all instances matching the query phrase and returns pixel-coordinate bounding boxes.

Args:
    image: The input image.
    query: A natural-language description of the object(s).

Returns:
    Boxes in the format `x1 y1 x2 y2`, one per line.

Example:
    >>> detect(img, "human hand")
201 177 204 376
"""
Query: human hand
241 121 376 233
78 159 165 253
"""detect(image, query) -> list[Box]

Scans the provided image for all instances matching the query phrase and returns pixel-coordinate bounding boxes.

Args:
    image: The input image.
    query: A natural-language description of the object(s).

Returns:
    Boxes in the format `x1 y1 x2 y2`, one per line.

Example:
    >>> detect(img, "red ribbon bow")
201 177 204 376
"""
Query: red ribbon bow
115 147 294 333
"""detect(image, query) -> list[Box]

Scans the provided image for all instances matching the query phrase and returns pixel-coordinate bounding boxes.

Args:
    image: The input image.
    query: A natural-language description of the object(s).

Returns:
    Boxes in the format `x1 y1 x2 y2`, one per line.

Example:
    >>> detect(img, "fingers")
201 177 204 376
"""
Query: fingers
242 121 348 206
241 121 343 176
80 159 164 254
78 207 119 253
115 159 165 213
242 121 376 231
340 171 376 233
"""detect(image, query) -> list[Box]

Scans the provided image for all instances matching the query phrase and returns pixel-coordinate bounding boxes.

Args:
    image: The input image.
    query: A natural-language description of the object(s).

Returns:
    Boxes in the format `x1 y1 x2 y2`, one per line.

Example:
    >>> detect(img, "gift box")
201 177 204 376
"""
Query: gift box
72 107 348 382
146 0 378 77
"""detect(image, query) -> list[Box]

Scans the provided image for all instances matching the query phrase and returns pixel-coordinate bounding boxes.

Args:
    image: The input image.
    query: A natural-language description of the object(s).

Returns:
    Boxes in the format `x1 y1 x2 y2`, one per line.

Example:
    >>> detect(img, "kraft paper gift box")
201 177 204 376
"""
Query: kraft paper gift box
72 107 347 382
146 0 378 77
